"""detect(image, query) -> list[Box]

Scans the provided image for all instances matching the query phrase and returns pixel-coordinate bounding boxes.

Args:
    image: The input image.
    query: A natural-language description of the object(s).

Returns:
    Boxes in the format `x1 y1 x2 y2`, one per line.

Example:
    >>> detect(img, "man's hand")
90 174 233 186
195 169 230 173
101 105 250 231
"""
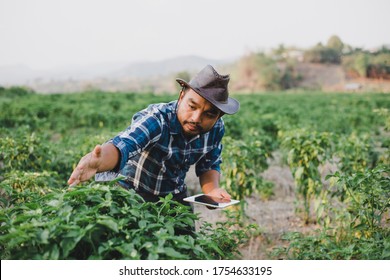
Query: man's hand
205 187 231 201
203 187 231 210
199 170 231 209
67 145 103 187
200 170 231 200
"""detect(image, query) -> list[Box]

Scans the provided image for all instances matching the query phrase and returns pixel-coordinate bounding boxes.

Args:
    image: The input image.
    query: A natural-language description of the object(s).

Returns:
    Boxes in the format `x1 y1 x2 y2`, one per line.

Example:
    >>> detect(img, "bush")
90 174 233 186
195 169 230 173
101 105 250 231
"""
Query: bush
273 165 390 260
234 52 282 91
280 129 333 223
0 170 61 208
303 45 341 64
0 131 53 173
0 86 35 98
0 183 254 260
221 136 273 217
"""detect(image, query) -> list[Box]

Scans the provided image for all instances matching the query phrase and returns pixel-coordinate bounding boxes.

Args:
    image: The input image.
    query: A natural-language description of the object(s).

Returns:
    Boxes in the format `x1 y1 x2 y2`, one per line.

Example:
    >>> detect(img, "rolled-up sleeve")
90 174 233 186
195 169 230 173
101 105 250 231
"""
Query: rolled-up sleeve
195 121 225 177
195 142 223 176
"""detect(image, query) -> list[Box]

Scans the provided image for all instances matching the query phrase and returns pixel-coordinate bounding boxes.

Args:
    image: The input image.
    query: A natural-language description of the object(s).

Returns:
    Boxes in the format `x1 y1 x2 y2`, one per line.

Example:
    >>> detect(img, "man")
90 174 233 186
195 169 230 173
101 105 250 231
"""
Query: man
67 65 240 208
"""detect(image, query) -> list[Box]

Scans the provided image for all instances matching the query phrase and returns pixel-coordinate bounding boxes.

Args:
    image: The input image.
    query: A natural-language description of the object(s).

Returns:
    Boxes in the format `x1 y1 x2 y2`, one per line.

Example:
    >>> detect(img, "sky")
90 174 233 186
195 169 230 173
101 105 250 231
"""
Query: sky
0 0 389 70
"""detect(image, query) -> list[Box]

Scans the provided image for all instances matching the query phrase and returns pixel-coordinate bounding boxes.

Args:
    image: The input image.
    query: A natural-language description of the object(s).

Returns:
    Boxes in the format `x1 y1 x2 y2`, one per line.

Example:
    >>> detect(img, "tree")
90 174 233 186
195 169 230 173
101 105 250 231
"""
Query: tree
354 52 369 77
326 35 344 54
304 45 341 64
236 52 282 92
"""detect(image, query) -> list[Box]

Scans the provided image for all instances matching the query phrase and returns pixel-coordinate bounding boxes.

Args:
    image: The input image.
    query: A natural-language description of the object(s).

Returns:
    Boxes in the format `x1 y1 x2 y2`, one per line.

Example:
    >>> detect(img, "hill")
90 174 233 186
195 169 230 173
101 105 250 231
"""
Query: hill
0 56 229 93
2 56 390 94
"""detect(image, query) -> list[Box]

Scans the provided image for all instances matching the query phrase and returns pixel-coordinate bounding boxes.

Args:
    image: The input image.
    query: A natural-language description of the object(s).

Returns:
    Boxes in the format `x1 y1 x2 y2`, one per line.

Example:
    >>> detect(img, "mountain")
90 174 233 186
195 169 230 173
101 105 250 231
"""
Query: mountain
108 55 227 78
0 55 232 87
0 64 40 85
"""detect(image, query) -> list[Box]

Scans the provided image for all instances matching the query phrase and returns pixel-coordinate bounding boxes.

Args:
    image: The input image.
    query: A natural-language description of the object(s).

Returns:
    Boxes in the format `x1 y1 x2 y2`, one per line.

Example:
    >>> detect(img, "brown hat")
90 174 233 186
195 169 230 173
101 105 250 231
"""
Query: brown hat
176 65 240 115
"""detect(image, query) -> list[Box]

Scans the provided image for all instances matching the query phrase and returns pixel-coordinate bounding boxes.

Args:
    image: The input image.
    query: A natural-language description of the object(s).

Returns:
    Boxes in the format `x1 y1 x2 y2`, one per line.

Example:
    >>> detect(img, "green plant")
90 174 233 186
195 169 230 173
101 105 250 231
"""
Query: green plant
303 44 341 64
0 86 35 98
374 108 390 132
0 132 53 172
335 133 377 175
328 165 390 233
280 129 333 223
1 89 390 261
273 165 390 260
197 211 259 259
273 228 390 260
221 136 273 217
0 170 61 207
235 52 282 91
0 183 250 260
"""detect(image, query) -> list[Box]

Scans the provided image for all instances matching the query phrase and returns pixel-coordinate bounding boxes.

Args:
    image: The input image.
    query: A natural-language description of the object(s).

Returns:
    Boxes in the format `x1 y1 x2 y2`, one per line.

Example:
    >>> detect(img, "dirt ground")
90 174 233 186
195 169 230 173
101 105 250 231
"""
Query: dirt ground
184 157 322 259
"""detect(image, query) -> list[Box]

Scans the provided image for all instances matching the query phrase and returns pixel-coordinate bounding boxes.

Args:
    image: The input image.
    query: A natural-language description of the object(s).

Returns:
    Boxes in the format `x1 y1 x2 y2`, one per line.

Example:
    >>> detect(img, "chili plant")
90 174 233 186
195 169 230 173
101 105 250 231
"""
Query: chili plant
327 165 390 234
273 165 390 260
0 183 251 260
280 129 333 223
335 133 377 175
221 136 273 218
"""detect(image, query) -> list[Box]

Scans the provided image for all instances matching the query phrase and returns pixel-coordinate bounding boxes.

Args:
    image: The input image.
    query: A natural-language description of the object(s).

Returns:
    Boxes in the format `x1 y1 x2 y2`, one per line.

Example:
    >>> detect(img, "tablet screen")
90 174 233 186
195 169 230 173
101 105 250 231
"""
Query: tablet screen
194 195 230 206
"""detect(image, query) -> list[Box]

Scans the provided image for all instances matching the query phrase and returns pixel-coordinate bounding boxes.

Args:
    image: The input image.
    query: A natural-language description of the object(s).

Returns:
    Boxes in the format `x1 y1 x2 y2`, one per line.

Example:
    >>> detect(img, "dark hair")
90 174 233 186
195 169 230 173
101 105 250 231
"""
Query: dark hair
181 86 190 93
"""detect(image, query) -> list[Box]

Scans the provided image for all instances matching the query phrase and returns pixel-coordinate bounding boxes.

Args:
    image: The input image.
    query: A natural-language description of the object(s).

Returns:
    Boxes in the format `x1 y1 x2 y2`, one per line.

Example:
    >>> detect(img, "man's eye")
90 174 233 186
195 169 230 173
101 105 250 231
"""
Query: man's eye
206 112 217 118
188 104 195 109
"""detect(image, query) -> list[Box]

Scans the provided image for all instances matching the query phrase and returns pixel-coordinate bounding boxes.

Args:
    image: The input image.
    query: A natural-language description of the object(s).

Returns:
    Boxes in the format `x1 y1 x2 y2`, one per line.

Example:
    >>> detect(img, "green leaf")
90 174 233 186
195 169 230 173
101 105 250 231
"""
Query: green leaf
108 175 127 186
138 220 147 229
294 167 304 180
46 199 61 207
39 229 50 244
163 247 189 259
130 209 141 218
97 216 119 233
60 238 78 258
208 242 225 257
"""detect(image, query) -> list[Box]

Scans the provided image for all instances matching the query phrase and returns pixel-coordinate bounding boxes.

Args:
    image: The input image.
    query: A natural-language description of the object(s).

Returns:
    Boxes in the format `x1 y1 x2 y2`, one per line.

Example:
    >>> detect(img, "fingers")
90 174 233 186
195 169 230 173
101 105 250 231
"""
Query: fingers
68 179 80 188
67 147 100 188
67 168 82 187
220 190 231 200
67 164 85 187
206 188 232 202
215 188 231 201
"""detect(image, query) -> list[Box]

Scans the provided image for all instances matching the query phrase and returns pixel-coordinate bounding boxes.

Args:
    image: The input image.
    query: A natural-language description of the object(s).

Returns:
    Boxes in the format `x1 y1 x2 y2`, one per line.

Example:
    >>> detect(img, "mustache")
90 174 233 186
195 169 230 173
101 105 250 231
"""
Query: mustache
184 121 203 131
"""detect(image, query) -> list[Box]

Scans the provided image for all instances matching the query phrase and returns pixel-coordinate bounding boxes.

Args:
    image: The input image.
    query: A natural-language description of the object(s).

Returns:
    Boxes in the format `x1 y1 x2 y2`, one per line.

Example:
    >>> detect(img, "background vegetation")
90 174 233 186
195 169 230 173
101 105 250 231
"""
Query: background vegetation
1 86 389 259
228 35 390 92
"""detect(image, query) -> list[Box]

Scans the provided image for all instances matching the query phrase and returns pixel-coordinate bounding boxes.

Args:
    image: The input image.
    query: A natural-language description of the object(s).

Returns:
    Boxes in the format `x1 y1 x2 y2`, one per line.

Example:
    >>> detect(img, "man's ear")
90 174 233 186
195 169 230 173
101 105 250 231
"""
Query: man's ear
178 88 186 101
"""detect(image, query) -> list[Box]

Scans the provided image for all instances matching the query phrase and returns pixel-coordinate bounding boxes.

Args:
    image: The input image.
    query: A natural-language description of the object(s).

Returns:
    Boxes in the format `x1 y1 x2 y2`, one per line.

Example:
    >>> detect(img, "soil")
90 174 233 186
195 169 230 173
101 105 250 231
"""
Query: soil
184 156 322 259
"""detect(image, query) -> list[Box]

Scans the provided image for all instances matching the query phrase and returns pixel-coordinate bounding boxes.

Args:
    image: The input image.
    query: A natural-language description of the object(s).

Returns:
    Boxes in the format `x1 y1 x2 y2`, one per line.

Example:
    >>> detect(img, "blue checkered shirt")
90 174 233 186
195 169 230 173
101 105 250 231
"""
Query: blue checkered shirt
95 101 224 195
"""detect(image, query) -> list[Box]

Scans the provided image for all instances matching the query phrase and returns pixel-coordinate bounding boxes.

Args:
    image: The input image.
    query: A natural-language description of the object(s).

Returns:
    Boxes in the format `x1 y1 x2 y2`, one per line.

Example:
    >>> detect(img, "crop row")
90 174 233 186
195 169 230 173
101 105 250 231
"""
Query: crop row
1 88 389 259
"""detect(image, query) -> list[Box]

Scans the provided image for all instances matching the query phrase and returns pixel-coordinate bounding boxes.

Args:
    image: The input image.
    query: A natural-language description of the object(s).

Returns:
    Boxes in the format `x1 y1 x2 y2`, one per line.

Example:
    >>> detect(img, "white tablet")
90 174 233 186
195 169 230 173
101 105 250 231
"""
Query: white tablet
183 194 240 209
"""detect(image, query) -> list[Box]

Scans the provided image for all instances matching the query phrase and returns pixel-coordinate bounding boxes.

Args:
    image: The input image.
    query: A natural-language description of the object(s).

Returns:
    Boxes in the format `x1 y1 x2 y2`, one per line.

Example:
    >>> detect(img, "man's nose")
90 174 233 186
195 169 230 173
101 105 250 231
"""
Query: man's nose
191 110 202 123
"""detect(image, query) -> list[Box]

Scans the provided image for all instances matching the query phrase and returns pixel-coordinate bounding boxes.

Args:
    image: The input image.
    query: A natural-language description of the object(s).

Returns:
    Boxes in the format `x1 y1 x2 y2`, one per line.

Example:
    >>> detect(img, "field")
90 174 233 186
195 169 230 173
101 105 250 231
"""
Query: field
0 87 389 259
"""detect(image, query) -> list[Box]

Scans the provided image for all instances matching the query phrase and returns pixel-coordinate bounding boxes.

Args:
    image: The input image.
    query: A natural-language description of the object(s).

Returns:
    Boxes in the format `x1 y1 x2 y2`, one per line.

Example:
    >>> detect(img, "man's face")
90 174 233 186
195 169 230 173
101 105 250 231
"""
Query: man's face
177 89 221 138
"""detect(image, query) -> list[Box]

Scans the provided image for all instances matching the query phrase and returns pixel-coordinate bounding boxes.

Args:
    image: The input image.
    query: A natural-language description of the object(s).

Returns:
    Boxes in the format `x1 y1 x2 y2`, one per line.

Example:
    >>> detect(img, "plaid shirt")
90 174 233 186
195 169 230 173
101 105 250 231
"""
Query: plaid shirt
95 101 224 195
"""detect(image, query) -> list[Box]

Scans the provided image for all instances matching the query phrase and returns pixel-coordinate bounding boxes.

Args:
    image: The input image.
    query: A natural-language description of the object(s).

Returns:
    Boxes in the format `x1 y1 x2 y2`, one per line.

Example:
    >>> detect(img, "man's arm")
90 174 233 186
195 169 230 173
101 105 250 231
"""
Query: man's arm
199 170 231 200
68 108 163 187
67 143 120 187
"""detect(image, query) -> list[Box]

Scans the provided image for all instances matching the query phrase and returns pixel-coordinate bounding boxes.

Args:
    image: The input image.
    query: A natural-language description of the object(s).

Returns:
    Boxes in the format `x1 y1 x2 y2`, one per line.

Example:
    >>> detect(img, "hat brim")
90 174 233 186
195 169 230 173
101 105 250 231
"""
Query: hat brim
176 78 240 115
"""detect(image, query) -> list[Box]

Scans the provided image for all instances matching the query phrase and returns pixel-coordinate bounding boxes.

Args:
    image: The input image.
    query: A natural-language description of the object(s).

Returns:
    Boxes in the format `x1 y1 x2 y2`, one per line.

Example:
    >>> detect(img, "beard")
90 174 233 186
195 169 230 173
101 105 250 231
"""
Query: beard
183 120 204 135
